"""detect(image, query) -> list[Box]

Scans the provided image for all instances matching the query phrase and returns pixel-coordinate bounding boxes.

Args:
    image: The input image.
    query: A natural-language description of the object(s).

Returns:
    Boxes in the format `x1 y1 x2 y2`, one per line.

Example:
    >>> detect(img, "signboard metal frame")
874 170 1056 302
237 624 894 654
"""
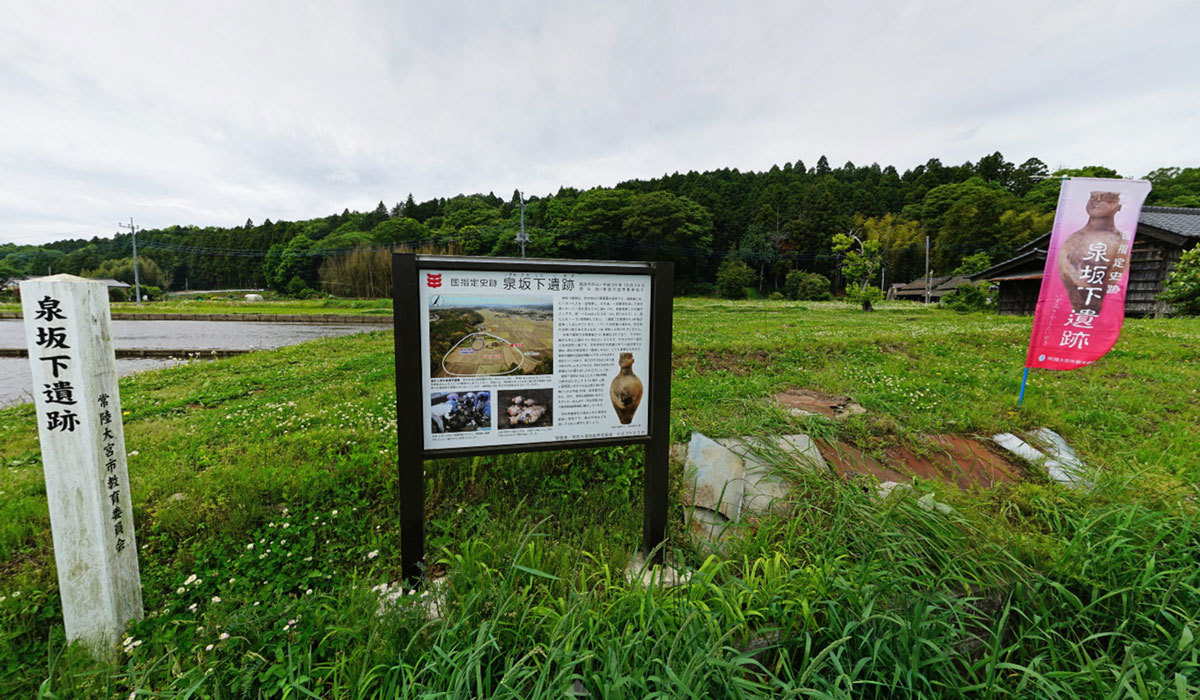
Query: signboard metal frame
393 254 673 581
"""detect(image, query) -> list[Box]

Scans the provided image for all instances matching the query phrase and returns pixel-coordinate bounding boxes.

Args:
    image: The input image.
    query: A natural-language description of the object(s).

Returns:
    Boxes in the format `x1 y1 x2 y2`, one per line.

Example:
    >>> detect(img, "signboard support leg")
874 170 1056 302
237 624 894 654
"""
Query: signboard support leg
393 255 426 583
642 262 673 565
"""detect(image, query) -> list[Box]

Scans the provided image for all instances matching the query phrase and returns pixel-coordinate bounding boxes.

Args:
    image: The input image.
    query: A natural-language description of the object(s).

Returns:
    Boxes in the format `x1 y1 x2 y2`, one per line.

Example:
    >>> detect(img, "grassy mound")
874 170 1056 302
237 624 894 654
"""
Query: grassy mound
1 300 1197 697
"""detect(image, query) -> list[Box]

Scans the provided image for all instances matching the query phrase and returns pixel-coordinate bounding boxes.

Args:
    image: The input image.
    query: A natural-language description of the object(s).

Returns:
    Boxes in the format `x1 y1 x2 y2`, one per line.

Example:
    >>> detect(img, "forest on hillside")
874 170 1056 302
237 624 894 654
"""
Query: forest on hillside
3 155 1198 296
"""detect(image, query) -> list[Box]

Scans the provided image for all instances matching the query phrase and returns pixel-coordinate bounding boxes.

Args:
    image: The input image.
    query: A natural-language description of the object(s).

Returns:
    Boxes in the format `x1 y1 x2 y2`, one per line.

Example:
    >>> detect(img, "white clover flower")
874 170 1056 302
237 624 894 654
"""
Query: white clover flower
176 587 186 594
246 543 254 550
184 575 197 585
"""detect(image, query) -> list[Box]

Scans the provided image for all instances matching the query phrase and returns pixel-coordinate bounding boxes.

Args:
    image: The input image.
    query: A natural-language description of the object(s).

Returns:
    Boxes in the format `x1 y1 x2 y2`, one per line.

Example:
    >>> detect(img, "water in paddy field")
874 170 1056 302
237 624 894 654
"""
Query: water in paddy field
0 357 182 408
0 319 389 406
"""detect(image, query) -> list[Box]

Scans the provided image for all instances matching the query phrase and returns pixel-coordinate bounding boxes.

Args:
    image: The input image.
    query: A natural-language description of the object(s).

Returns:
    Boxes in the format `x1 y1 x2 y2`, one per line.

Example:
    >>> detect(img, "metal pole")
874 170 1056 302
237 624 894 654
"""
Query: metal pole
119 218 142 306
924 235 931 304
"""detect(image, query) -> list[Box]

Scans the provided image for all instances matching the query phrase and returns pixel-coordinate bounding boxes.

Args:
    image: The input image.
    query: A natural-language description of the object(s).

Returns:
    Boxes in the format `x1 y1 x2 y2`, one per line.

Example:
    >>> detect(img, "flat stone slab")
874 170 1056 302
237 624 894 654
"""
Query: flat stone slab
684 432 745 520
993 430 1089 489
716 434 827 516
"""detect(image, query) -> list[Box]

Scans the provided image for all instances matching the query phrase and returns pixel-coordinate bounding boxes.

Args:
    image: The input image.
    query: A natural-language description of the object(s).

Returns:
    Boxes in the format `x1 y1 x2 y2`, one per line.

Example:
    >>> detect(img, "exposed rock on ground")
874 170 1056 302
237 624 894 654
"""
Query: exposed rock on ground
993 428 1090 489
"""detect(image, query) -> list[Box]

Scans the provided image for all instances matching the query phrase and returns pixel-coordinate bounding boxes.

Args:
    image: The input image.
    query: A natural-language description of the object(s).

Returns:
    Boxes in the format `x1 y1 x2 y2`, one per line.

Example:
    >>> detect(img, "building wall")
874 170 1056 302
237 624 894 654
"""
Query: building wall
997 280 1040 315
1127 239 1183 317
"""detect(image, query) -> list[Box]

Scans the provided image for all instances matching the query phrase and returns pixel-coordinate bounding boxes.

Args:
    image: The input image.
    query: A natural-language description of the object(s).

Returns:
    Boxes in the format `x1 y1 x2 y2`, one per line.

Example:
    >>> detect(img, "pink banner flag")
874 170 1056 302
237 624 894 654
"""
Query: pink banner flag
1026 177 1151 370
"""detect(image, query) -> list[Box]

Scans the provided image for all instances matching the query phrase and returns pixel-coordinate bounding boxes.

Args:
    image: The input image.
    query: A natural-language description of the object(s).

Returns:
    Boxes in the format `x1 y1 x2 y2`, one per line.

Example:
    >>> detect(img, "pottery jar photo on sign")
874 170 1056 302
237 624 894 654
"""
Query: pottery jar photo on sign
609 352 643 424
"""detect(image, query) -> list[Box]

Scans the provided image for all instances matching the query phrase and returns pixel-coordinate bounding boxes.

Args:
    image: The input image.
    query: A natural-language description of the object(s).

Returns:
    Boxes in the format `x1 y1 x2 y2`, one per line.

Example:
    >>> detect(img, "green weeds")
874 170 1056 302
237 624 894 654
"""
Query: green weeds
0 299 1198 696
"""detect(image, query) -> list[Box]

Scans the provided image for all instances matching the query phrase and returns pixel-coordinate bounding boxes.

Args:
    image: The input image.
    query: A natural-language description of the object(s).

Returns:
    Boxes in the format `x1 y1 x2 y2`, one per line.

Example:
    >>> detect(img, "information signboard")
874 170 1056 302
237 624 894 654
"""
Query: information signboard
394 255 673 580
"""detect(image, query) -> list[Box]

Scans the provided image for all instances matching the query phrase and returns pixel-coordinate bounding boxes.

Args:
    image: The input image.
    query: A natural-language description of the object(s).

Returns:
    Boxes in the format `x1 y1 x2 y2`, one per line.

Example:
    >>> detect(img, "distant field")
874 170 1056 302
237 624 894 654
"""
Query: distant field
436 308 553 377
0 297 394 316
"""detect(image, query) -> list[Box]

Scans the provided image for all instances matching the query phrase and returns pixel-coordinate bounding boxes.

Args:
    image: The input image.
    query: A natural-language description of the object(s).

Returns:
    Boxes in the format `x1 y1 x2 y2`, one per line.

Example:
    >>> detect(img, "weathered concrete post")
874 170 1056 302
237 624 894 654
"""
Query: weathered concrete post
20 275 142 657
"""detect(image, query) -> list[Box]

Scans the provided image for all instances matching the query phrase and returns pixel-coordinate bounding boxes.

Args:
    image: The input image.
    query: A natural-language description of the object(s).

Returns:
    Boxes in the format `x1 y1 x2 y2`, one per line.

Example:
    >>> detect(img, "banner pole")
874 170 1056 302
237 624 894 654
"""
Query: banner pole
1017 367 1029 406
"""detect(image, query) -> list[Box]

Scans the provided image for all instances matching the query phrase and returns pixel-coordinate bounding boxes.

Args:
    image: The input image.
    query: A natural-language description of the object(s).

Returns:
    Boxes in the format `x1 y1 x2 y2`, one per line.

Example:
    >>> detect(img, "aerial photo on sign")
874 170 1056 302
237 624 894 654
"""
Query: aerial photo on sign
428 295 553 377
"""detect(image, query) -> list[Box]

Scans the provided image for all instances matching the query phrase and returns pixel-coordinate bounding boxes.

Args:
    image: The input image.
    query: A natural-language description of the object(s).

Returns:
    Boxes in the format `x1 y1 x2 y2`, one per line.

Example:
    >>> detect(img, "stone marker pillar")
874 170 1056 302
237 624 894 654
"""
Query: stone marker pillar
20 275 142 657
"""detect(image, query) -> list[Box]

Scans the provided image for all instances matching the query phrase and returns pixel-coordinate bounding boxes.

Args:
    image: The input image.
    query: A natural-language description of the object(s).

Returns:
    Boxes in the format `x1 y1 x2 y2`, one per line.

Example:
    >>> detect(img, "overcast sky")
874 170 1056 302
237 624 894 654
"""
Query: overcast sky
2 0 1198 245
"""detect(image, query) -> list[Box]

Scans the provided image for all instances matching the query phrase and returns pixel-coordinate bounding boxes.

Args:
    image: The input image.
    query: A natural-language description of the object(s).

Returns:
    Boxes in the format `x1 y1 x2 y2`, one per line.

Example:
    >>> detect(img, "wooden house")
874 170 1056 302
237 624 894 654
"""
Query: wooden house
971 206 1200 316
888 275 974 302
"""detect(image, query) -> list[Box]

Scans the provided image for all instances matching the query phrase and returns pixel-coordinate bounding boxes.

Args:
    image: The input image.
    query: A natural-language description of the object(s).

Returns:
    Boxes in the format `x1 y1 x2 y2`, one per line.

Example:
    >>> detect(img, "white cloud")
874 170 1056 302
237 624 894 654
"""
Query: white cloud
1 0 1198 244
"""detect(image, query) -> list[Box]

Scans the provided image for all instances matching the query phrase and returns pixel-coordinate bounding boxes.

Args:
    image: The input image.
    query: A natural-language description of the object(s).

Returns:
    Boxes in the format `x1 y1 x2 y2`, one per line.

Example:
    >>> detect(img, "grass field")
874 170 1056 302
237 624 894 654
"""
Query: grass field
0 298 1197 697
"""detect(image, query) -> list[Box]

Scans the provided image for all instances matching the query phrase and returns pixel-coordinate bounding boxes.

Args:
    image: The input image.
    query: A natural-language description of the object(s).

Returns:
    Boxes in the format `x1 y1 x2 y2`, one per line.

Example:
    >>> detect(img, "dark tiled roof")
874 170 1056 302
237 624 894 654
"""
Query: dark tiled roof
894 276 950 294
1140 206 1200 239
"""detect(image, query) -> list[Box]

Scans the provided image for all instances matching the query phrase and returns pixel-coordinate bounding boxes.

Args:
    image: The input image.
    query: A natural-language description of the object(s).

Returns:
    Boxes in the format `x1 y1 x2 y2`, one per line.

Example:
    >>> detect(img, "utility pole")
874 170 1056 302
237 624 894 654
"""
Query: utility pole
924 234 931 304
119 218 142 306
515 191 528 258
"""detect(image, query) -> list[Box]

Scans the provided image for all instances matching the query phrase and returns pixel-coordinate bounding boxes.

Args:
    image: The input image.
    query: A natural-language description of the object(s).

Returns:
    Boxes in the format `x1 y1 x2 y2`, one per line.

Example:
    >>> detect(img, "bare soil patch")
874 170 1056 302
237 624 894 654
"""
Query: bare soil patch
775 388 865 419
818 435 1023 491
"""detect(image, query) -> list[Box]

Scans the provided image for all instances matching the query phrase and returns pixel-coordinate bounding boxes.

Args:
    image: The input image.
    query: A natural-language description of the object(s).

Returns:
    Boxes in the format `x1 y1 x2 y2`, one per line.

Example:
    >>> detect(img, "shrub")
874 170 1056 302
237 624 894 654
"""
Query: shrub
784 271 832 300
716 260 756 299
1161 247 1200 315
140 285 163 300
942 282 996 311
768 291 785 301
286 276 316 299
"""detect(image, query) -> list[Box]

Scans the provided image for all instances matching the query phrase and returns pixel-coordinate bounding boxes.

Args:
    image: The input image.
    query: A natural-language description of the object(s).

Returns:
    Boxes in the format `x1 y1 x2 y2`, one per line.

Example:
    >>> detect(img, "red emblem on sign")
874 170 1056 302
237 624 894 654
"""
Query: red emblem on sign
426 273 442 288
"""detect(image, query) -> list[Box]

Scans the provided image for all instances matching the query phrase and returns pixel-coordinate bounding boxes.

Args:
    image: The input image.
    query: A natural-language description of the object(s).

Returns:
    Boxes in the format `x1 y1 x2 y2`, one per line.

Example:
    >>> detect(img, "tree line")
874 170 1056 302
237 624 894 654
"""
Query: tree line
2 156 1197 297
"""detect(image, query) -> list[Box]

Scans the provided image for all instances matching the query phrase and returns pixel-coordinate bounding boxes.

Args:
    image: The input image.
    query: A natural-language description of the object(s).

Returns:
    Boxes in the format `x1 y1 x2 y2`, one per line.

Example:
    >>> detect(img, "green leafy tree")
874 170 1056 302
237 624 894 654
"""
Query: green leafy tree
783 271 832 300
738 223 778 292
952 252 992 276
370 217 427 245
0 258 20 291
621 191 714 278
1161 247 1200 315
265 235 320 291
715 256 756 299
942 282 996 311
859 213 924 285
563 188 635 258
83 257 171 289
1145 167 1200 207
1022 166 1121 211
832 231 883 311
